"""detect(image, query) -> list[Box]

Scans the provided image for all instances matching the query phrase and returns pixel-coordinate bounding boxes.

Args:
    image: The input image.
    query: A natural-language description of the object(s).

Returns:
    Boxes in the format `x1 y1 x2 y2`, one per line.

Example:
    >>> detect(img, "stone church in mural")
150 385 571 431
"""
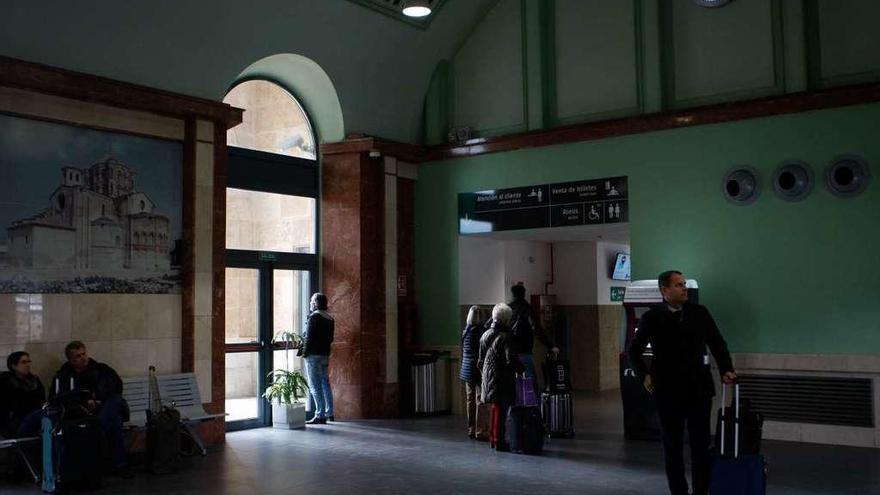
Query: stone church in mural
5 157 171 272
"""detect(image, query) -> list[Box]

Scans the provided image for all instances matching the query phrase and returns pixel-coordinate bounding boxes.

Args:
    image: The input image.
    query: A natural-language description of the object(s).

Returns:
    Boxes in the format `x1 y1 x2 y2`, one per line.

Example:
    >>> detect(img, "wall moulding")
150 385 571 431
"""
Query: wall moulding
328 82 880 164
0 56 242 127
427 81 880 161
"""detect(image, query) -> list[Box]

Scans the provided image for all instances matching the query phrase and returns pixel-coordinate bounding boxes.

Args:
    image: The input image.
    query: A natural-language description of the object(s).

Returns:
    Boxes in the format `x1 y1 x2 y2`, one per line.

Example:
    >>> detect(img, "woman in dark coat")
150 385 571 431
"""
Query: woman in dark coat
460 305 488 440
0 351 45 438
477 303 523 451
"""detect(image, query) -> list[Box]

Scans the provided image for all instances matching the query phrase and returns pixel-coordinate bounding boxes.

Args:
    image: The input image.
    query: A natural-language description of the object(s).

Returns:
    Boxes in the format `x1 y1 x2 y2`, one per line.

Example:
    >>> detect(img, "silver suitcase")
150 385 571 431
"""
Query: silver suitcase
541 392 574 437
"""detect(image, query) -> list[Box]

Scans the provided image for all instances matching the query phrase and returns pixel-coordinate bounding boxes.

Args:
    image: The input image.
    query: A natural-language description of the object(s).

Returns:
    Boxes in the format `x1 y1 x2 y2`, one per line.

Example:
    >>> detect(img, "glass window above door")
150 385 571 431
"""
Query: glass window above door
224 80 317 161
226 188 316 253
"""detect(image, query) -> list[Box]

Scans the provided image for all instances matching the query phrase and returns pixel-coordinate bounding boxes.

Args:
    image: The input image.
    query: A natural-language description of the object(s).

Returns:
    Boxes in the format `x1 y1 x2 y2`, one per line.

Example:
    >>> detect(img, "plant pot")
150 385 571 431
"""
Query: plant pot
272 401 306 429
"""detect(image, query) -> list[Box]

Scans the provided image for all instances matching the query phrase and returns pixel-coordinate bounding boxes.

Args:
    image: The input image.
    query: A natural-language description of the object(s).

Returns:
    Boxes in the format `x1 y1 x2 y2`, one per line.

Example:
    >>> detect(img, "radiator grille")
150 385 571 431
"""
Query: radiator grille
737 375 874 428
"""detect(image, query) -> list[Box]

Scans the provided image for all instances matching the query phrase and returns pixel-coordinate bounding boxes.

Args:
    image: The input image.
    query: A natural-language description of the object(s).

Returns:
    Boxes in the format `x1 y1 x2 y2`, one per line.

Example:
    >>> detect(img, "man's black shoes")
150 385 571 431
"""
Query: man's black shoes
306 416 327 425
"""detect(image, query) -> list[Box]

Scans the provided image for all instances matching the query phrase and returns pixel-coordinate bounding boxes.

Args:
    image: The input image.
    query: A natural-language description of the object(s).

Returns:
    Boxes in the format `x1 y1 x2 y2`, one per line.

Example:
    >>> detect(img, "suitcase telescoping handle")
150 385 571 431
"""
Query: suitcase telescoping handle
719 382 741 458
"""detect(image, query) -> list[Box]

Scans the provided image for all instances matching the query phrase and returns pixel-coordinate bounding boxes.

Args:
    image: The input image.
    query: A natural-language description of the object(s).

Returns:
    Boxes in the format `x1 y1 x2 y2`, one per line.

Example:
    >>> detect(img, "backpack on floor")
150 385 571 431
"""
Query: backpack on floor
146 366 182 474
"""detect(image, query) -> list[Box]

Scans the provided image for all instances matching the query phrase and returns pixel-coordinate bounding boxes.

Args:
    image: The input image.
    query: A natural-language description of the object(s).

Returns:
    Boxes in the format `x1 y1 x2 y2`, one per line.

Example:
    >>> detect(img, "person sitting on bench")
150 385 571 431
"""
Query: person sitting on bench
50 341 131 477
0 351 46 438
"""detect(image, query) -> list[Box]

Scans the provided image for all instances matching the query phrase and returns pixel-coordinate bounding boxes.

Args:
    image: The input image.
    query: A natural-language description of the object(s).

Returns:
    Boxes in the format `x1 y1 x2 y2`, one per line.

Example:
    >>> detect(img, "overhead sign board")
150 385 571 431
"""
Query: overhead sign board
459 176 628 234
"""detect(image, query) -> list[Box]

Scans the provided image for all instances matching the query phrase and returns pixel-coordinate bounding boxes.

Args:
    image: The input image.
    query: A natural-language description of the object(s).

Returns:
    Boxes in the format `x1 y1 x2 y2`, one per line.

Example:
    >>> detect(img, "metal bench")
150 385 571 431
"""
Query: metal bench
0 436 40 483
122 372 226 456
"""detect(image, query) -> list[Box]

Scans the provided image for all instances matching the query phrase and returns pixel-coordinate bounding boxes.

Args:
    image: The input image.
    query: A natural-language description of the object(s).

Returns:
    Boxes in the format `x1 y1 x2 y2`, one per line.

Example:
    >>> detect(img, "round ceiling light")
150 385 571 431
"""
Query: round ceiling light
402 0 431 18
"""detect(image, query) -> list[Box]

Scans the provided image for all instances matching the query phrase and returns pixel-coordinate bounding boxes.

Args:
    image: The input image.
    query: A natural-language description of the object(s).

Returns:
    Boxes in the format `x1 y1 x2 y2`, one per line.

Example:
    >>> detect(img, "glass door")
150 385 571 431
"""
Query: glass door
225 253 316 431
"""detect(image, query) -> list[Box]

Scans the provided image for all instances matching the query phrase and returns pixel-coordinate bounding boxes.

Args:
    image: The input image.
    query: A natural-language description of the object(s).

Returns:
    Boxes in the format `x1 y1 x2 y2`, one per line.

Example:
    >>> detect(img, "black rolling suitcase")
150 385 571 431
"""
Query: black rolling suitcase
541 392 574 437
505 406 544 455
541 353 574 437
41 390 103 493
542 354 572 394
146 366 182 474
710 383 767 495
714 387 763 456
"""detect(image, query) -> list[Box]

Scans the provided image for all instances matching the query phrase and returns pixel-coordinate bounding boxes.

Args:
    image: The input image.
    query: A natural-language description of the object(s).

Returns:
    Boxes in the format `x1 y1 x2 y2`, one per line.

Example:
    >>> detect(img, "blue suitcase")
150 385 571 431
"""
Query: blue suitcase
710 383 767 495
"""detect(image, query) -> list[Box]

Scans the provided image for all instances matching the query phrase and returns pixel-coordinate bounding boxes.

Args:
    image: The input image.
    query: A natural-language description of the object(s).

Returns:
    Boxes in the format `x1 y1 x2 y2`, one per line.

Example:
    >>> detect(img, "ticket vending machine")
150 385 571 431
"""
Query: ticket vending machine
619 279 699 440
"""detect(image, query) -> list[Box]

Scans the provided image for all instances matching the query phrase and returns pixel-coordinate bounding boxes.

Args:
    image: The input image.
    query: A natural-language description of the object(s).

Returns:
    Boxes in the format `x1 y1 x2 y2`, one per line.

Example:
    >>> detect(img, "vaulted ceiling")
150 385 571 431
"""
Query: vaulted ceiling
0 0 498 143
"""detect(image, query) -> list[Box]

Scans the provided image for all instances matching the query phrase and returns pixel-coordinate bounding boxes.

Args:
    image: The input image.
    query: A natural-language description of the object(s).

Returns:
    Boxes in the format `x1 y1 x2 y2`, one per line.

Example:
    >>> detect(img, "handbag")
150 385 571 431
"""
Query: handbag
515 374 538 407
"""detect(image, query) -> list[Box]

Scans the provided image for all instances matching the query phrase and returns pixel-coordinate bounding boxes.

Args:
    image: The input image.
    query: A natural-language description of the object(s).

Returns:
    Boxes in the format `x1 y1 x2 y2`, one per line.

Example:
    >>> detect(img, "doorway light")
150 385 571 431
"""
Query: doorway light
402 0 431 18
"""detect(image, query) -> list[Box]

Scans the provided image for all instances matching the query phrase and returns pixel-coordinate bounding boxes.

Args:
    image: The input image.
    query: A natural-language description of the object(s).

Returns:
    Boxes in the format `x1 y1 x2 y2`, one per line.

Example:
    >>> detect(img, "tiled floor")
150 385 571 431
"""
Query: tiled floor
2 390 879 494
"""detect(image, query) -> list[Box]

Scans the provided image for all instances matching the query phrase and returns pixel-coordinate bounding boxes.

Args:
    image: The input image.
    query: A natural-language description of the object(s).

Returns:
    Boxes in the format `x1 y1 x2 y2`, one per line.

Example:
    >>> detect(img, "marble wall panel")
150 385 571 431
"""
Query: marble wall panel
111 295 147 340
194 315 213 361
147 338 182 374
598 305 623 391
71 294 113 341
0 294 31 344
146 294 182 339
111 339 148 377
33 294 72 344
194 359 212 404
562 305 600 391
194 272 213 317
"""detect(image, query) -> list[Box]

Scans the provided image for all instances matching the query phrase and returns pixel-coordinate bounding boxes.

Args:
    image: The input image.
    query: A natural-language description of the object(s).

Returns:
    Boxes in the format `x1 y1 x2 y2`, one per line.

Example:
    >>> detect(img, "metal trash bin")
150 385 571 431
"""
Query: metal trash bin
412 351 450 414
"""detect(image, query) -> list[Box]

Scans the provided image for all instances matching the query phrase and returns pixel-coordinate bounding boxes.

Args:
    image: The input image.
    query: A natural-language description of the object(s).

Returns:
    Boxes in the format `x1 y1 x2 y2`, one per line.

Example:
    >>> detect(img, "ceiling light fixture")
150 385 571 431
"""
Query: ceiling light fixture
402 0 431 18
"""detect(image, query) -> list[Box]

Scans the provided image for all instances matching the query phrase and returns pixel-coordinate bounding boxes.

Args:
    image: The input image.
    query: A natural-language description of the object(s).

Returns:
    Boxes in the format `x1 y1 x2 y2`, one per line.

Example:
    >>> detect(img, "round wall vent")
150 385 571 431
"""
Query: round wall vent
722 166 760 205
772 160 813 201
825 154 871 198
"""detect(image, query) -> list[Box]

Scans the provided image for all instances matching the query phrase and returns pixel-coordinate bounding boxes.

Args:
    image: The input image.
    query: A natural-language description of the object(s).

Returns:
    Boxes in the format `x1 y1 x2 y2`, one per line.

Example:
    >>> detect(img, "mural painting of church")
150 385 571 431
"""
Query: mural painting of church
1 156 180 293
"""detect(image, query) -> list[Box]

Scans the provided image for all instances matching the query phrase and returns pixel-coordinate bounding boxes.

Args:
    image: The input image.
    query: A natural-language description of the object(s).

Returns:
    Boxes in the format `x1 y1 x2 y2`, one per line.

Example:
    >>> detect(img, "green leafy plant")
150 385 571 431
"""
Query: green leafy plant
263 368 309 405
263 330 309 405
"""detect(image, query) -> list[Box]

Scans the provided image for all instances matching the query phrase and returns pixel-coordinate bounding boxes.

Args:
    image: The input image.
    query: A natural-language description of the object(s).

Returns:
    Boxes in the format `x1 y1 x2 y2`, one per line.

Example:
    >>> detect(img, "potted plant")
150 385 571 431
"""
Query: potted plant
263 331 309 429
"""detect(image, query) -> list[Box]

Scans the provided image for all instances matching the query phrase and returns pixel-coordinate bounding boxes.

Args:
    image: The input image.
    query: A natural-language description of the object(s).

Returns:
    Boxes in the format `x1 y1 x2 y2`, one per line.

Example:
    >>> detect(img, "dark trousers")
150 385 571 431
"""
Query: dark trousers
654 392 713 495
16 409 44 437
97 395 128 468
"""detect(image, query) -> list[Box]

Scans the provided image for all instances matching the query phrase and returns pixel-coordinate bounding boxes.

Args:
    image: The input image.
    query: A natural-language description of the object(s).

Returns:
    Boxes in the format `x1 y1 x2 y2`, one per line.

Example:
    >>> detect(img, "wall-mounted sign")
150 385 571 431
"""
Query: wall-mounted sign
258 251 279 262
459 176 627 234
610 286 626 302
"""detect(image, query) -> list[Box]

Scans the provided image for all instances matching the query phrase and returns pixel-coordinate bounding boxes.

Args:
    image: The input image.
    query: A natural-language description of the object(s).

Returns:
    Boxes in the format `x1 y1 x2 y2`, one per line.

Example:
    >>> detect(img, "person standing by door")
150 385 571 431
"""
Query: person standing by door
508 284 559 394
627 271 736 495
460 306 489 441
302 293 335 425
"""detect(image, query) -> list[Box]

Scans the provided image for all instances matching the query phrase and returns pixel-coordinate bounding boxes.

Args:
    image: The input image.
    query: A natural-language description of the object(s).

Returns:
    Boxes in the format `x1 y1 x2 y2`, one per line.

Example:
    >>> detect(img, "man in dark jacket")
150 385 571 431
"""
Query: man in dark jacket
508 285 559 393
302 293 335 425
50 341 130 475
627 271 736 495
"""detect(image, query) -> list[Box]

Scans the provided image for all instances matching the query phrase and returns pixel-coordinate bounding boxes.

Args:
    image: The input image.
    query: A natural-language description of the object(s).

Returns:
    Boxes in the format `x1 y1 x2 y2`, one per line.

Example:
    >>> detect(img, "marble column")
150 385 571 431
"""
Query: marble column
321 150 392 418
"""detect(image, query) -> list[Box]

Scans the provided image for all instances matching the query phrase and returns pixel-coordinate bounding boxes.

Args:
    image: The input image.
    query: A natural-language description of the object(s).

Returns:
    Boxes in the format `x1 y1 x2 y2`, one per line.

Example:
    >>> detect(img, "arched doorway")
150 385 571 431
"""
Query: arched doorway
222 79 320 430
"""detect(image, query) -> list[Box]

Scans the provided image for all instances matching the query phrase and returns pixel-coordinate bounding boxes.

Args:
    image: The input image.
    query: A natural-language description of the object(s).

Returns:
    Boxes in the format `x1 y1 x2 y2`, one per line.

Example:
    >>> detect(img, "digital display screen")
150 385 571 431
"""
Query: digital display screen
612 252 631 281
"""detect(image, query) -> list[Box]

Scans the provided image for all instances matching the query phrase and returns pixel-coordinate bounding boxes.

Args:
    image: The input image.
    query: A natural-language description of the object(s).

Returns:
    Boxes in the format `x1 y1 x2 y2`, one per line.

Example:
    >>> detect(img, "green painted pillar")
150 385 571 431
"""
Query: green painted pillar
523 0 547 130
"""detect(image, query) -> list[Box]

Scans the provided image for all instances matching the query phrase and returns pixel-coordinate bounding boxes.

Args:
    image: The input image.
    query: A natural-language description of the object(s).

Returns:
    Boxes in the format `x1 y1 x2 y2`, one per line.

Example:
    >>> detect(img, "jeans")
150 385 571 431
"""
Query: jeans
98 394 129 468
654 392 713 495
305 355 333 418
15 409 44 438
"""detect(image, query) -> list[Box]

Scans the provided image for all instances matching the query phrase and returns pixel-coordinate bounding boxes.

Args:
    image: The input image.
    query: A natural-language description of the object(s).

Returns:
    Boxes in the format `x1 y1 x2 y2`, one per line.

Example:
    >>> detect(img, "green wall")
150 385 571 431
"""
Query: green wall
415 103 880 355
439 0 880 140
